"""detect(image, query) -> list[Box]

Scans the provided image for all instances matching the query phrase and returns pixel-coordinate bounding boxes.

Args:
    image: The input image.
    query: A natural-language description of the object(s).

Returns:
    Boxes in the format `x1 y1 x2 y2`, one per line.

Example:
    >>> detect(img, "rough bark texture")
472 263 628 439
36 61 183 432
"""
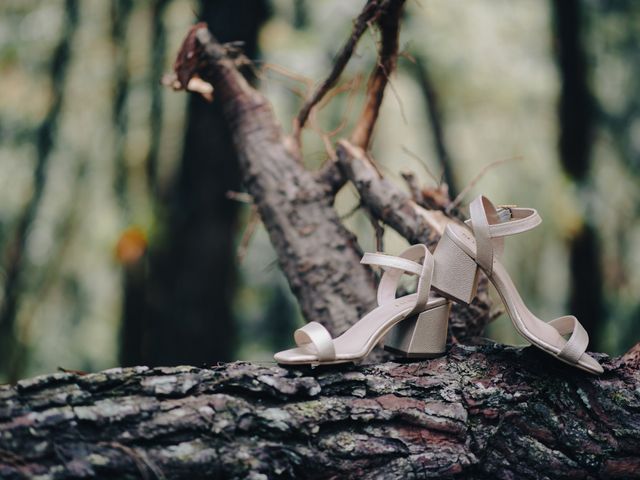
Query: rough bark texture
1 345 638 479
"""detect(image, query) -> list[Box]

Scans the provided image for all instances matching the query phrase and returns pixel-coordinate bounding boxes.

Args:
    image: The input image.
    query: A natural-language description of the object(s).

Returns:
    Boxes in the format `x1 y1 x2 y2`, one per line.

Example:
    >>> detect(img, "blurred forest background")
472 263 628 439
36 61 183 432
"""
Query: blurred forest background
1 0 639 382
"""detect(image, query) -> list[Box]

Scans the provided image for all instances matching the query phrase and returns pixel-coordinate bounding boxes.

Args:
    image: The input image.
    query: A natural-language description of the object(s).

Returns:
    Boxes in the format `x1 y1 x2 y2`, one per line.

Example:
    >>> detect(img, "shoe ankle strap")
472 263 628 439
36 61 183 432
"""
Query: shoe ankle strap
466 198 541 238
467 195 542 275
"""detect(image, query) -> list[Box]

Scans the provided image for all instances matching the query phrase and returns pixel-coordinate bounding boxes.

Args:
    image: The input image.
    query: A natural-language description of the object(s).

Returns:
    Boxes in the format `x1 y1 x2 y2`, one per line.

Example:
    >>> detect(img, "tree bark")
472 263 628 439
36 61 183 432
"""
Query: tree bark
1 346 638 479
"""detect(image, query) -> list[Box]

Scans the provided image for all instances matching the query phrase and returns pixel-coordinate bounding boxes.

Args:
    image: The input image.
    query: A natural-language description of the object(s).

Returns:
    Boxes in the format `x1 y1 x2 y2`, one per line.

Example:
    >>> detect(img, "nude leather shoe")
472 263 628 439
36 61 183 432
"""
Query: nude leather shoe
430 195 603 374
274 244 451 366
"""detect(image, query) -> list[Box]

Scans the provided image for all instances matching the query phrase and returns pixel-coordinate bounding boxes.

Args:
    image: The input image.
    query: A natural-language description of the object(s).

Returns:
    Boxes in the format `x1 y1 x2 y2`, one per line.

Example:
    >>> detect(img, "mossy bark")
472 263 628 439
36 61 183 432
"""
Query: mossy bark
1 345 638 479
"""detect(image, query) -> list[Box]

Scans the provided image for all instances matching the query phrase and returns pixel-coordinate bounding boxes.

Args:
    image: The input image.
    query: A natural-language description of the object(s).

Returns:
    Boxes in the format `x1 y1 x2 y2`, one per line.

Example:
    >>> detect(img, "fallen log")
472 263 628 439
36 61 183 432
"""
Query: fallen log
1 344 638 479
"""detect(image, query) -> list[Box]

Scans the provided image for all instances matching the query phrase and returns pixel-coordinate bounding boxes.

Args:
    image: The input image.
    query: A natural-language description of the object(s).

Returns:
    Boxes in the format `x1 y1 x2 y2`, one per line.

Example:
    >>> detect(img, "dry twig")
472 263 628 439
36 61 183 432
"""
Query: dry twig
237 205 260 264
293 0 390 143
449 156 522 212
351 0 405 149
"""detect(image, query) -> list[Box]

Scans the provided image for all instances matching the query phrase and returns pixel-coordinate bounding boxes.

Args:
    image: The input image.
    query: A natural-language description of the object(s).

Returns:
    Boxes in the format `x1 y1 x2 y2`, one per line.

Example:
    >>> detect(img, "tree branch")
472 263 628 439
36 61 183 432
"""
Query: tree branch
172 25 378 336
293 0 398 143
350 0 405 150
337 140 447 248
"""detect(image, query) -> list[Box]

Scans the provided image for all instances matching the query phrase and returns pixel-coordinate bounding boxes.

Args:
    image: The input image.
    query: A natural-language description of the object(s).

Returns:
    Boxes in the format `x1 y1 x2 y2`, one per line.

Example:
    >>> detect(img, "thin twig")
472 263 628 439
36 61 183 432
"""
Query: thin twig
259 62 314 89
237 205 260 264
369 214 385 252
351 0 406 149
412 55 458 197
316 75 362 113
226 191 254 204
449 156 522 211
488 308 505 323
401 145 440 184
306 77 362 160
293 0 390 143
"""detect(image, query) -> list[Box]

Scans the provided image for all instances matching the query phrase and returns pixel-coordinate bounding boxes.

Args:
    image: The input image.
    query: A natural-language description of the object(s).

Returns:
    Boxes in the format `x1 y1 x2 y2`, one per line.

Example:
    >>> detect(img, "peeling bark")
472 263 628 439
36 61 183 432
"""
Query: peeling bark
1 346 638 479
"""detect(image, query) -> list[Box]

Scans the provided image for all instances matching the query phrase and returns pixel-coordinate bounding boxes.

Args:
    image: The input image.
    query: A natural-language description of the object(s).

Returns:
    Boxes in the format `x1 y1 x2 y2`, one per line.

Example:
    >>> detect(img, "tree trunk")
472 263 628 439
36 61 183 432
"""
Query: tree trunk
551 0 603 350
1 345 638 479
0 0 80 381
120 0 269 366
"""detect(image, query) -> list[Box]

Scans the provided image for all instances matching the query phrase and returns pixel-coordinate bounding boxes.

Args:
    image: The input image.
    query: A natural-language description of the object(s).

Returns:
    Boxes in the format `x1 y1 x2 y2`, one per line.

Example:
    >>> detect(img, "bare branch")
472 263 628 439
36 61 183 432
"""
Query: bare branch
293 0 386 142
336 140 447 248
226 191 254 204
237 205 260 264
172 25 378 335
401 145 440 185
351 0 406 149
449 156 521 212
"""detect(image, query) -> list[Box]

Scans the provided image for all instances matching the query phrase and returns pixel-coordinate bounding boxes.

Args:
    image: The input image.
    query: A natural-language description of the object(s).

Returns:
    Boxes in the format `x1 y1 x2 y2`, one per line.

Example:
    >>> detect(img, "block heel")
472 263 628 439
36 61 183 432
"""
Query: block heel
431 228 480 304
384 302 451 357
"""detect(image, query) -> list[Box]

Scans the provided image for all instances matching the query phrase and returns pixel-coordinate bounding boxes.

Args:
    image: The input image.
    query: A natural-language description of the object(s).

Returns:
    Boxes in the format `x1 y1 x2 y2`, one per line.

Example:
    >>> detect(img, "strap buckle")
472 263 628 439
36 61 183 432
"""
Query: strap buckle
496 204 517 223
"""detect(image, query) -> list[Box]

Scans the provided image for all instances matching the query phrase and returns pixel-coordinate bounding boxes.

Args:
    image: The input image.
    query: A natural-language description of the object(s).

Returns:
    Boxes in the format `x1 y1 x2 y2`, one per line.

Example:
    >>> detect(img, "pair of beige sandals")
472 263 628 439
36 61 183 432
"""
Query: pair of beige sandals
274 195 603 375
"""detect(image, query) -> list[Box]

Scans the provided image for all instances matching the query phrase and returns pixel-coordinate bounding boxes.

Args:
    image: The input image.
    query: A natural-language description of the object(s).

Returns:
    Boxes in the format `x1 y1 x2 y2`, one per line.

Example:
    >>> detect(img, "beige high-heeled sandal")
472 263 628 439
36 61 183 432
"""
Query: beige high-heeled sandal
274 245 451 365
431 195 603 374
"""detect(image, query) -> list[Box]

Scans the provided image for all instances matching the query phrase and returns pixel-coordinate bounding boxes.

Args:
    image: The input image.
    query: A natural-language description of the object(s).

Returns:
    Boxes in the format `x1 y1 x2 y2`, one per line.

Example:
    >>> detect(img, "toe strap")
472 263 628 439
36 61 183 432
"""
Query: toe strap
548 315 589 363
294 322 336 361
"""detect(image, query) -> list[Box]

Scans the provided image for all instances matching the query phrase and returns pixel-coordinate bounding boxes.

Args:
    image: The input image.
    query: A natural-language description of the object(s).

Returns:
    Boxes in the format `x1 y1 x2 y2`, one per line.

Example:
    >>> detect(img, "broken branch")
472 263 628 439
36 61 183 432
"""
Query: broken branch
351 0 406 149
293 0 390 142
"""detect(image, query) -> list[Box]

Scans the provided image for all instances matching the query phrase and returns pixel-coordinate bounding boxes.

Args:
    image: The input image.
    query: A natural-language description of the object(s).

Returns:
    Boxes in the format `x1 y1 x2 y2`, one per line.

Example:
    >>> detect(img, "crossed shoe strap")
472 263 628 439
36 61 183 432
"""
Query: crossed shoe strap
548 315 589 363
467 195 542 275
360 244 434 316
